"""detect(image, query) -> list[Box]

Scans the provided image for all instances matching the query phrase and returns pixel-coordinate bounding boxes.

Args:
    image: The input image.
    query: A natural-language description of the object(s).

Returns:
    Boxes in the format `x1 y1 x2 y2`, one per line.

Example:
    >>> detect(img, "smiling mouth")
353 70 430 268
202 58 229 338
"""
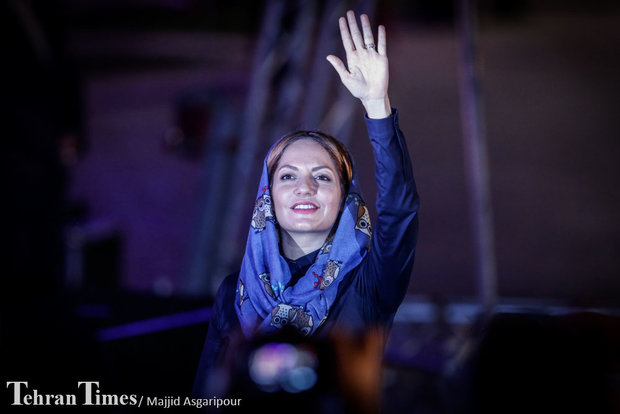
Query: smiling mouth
292 203 318 211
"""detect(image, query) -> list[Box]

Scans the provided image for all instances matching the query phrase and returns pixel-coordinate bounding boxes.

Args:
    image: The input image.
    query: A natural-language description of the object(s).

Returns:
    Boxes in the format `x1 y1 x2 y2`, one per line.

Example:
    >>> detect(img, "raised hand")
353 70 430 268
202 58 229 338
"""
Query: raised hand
326 10 391 119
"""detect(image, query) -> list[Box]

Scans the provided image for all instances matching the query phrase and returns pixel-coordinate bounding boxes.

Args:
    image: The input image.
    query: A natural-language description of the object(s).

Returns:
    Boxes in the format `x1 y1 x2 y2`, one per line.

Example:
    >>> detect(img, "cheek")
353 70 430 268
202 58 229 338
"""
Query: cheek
270 186 286 216
325 188 343 212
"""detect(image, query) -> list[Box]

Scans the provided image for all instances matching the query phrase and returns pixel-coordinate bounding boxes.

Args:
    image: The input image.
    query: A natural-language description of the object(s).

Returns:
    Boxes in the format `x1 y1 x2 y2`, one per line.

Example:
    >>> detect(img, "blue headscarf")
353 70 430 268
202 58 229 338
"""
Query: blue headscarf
235 136 372 338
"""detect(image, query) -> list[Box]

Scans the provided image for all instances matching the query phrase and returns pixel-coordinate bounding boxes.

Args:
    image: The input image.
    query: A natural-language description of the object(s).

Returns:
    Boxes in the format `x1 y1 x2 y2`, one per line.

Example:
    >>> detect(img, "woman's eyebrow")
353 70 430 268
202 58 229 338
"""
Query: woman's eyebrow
278 164 298 171
312 165 335 172
278 164 334 172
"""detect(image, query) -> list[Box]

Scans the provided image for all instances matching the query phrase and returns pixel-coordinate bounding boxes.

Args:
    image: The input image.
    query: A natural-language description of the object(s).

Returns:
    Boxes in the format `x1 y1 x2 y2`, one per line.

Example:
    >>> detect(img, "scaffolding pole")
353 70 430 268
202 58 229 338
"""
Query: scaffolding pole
455 0 498 315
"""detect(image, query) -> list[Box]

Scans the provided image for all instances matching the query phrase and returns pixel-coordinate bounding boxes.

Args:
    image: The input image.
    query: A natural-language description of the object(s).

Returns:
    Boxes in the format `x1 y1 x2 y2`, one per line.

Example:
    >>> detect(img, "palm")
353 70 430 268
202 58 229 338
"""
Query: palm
327 11 390 114
341 45 389 101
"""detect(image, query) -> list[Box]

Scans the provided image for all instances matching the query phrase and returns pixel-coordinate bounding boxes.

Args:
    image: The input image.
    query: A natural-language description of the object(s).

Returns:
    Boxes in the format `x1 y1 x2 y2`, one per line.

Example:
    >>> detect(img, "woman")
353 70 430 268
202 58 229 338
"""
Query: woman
194 10 419 397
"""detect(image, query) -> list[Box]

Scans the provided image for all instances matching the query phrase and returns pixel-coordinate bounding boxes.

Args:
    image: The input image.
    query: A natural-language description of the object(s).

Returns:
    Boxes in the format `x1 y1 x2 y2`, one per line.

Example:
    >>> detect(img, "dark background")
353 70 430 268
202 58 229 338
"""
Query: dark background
2 0 619 412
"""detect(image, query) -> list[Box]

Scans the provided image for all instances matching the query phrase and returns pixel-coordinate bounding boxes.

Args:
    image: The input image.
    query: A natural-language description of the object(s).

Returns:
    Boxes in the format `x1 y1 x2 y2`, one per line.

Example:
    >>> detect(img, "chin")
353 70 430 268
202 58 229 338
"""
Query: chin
291 225 321 233
285 224 330 235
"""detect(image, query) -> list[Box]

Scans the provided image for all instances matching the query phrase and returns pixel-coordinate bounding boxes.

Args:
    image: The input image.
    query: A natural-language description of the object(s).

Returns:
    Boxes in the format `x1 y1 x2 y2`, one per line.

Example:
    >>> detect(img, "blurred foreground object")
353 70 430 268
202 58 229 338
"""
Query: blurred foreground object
207 327 385 414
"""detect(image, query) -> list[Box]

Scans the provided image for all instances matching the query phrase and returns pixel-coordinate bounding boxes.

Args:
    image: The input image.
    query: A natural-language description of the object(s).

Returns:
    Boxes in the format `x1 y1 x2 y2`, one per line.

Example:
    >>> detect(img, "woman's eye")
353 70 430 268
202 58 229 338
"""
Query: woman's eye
315 175 331 182
280 174 294 180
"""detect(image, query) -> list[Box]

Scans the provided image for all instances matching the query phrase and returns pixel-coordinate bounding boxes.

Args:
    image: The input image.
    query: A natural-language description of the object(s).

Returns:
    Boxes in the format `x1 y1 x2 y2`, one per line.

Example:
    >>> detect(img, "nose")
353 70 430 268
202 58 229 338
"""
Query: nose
295 174 317 196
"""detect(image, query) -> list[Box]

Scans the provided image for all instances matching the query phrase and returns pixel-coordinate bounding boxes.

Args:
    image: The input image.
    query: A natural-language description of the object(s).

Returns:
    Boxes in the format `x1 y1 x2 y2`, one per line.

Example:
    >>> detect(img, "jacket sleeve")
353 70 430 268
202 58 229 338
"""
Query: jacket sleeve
192 274 237 397
358 108 420 314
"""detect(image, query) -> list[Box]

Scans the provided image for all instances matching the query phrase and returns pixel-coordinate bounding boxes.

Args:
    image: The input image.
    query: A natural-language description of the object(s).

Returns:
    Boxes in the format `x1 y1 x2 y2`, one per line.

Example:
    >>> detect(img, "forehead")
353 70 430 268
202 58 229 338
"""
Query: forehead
278 139 336 168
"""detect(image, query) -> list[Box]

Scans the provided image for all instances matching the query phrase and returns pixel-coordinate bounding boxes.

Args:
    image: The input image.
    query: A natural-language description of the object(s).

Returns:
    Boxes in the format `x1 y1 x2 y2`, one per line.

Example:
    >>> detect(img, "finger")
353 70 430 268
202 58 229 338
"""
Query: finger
360 14 375 49
326 55 350 79
377 25 386 56
338 16 355 53
346 10 364 51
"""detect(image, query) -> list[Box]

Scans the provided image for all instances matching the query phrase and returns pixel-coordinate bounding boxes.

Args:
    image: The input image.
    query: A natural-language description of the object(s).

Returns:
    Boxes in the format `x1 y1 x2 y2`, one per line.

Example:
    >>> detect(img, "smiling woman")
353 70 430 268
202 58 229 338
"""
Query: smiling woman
269 133 350 260
194 10 420 401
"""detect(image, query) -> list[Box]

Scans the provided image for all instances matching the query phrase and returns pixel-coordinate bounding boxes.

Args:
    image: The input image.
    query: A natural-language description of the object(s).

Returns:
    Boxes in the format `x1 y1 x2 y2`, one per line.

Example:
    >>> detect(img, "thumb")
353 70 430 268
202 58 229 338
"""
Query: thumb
326 55 349 79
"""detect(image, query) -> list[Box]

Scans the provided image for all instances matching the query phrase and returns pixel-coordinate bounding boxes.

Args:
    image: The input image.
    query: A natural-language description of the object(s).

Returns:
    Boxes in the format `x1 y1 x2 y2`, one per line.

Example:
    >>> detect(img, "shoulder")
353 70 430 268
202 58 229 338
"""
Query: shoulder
217 273 239 301
213 272 239 313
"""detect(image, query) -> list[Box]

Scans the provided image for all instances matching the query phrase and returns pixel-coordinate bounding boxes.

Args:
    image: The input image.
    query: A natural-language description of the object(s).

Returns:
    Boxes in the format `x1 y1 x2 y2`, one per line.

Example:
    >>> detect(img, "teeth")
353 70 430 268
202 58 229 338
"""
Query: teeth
293 204 317 210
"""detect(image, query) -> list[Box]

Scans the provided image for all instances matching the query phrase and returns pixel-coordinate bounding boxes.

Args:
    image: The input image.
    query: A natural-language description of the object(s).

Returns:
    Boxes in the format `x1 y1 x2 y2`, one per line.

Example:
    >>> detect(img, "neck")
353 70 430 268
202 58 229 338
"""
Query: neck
280 229 328 260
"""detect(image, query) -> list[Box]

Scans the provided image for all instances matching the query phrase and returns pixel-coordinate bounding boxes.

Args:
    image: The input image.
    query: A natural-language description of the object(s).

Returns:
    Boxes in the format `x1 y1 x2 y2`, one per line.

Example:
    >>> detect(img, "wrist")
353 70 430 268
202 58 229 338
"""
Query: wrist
361 97 391 119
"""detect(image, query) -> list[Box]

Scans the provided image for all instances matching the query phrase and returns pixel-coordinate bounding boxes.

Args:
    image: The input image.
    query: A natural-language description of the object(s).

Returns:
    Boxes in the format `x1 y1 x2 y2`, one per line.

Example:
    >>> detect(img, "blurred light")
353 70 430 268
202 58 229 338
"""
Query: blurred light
283 366 317 393
248 342 318 393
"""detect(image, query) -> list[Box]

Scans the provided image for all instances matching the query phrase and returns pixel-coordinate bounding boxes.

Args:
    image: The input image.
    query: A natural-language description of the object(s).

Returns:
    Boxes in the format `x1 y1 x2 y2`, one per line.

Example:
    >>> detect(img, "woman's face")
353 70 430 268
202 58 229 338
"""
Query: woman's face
271 139 343 243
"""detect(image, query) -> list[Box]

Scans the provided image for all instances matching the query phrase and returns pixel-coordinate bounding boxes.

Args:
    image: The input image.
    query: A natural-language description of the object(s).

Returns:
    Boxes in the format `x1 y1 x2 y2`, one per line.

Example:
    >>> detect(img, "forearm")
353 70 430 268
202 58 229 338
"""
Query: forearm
367 109 417 210
365 109 419 309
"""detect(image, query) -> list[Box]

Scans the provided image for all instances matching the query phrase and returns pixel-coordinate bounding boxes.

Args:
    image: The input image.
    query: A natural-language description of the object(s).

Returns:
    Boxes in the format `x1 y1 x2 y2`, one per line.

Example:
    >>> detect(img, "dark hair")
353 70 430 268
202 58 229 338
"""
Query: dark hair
267 131 354 194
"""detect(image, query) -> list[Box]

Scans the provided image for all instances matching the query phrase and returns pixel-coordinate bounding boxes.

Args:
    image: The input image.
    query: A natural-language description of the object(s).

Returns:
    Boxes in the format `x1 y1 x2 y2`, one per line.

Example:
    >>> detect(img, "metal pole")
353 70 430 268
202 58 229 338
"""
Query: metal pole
455 0 498 315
